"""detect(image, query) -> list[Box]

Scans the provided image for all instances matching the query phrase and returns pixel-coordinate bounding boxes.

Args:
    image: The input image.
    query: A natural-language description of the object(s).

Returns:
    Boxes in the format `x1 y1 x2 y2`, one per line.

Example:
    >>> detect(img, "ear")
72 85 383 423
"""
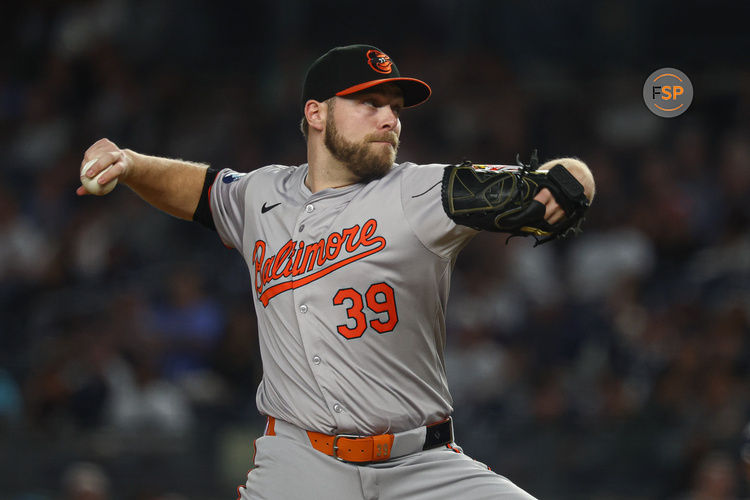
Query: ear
304 100 327 133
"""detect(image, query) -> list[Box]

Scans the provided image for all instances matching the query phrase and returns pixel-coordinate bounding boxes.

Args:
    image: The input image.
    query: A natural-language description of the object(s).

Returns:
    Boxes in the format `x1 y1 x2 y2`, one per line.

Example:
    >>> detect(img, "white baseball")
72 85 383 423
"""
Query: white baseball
80 158 118 195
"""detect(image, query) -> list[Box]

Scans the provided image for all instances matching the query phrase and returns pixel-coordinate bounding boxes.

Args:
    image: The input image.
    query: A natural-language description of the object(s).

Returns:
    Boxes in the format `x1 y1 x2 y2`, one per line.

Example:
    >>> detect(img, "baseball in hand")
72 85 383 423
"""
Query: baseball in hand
80 158 118 195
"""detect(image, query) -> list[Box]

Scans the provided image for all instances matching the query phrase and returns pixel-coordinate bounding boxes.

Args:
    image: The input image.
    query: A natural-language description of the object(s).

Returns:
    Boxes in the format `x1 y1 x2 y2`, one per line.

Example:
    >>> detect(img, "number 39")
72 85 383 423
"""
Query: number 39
332 282 399 339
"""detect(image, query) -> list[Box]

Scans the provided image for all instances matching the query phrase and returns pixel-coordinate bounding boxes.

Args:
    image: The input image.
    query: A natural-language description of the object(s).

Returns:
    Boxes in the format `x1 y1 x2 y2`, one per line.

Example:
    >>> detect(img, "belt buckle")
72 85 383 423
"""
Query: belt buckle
332 434 365 463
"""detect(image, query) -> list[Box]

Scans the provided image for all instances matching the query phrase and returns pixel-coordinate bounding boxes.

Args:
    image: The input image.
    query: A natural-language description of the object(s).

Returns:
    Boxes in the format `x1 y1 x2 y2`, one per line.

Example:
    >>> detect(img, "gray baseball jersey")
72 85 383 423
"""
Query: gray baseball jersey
209 162 478 435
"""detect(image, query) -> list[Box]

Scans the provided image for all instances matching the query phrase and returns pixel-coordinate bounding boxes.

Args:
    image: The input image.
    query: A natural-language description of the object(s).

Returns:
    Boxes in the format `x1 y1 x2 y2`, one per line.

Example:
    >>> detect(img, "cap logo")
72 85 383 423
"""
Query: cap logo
366 49 393 74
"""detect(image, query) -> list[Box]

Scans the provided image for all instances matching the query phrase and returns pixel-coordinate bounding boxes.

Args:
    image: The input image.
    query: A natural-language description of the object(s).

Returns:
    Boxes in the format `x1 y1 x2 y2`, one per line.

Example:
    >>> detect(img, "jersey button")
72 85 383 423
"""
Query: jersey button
299 304 308 313
305 204 314 213
312 355 321 365
299 224 305 232
333 403 344 413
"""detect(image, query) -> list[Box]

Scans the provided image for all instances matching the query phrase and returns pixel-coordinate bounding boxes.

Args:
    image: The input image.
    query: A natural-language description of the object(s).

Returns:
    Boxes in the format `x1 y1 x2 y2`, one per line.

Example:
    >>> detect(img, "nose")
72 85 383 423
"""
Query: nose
378 105 399 130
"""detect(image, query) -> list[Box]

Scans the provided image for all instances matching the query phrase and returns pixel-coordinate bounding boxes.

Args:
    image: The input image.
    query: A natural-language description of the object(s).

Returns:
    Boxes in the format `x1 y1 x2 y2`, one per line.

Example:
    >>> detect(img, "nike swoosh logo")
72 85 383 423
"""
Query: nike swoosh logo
261 202 281 214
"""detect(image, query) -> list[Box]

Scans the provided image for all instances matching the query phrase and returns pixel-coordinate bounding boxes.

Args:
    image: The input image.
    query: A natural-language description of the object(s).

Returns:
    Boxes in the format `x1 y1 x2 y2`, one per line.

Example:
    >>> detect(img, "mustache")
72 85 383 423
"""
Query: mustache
366 132 399 147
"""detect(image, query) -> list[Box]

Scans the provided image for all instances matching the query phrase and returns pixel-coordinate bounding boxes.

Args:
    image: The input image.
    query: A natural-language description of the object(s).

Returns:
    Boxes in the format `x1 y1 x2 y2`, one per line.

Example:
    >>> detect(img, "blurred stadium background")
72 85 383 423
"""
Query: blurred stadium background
1 1 749 499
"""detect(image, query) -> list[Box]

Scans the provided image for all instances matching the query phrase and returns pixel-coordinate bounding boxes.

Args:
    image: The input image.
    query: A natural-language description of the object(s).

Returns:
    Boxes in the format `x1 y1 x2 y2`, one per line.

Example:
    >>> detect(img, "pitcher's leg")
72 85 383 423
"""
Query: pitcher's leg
238 433 366 500
375 444 538 500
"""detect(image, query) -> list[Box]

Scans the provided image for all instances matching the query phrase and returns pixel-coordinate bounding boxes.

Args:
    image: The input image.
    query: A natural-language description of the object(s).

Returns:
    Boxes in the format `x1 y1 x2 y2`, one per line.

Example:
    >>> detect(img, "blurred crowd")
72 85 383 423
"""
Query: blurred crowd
1 1 749 499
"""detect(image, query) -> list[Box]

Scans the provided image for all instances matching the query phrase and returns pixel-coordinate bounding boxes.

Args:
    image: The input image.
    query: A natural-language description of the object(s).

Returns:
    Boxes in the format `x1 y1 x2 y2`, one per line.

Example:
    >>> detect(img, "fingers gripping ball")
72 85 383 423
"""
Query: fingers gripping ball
80 158 118 195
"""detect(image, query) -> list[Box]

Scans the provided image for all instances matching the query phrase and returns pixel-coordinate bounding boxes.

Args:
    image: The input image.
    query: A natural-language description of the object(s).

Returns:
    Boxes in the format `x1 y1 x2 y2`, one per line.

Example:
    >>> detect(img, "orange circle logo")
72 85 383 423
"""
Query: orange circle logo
643 68 693 118
366 49 393 74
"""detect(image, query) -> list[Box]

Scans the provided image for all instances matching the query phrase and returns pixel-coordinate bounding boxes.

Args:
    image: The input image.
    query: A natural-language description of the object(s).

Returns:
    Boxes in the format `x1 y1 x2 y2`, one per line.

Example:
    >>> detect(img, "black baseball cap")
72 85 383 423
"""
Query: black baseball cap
301 44 431 111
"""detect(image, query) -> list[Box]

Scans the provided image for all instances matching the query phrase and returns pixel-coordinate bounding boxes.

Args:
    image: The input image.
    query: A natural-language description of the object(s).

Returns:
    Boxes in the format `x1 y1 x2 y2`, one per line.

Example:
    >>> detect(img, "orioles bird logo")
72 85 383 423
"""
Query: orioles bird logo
366 49 393 74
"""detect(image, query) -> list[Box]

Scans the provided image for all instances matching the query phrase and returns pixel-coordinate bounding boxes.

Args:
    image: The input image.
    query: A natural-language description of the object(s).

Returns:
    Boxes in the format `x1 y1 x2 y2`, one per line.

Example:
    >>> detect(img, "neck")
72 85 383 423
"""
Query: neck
305 140 361 193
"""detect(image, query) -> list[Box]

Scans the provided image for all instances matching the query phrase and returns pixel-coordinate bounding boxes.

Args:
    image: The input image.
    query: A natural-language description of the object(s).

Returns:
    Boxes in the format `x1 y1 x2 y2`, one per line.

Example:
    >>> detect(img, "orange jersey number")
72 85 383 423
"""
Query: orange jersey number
333 282 399 339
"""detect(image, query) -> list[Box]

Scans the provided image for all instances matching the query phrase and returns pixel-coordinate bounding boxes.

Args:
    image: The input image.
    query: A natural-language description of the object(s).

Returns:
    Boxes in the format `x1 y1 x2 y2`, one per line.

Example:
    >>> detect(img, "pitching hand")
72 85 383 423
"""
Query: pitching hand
77 138 132 196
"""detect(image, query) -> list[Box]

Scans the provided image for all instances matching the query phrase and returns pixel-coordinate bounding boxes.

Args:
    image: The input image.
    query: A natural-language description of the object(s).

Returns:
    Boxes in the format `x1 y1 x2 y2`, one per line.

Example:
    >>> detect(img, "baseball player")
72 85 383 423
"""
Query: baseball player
78 44 595 499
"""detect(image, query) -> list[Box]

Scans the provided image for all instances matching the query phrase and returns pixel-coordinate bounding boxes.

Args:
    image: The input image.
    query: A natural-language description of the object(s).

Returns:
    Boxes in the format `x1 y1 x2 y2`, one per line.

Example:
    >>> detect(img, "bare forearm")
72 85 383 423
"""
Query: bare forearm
530 156 595 224
121 150 208 220
540 157 596 201
78 138 210 221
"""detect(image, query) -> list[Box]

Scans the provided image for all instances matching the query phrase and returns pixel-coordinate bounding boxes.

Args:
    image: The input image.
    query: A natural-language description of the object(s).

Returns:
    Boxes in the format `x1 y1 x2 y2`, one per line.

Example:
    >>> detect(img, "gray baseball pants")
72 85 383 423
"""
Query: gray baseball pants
238 418 537 500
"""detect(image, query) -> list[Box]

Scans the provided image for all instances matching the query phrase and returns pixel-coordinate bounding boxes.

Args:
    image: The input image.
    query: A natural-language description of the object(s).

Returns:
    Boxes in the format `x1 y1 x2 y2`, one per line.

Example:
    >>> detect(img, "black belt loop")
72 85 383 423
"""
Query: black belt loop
423 418 453 450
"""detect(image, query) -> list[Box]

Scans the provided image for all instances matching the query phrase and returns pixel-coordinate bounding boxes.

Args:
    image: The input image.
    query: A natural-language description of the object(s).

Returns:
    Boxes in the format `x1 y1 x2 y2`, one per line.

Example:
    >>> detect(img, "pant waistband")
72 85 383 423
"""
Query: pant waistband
265 417 454 464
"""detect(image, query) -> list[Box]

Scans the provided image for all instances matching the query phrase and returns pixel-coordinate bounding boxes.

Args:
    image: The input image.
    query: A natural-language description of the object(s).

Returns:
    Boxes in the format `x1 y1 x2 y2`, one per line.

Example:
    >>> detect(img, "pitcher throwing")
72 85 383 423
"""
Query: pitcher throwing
78 44 595 499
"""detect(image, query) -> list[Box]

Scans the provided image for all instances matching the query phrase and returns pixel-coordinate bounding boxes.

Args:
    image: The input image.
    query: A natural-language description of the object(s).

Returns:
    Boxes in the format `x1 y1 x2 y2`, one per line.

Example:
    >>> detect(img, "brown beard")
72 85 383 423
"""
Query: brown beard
324 107 399 182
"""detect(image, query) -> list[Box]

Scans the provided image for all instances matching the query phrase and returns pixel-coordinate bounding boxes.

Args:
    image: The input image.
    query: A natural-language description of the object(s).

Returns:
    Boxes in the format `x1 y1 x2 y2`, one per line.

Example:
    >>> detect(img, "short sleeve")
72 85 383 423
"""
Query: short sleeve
400 163 478 259
209 168 253 249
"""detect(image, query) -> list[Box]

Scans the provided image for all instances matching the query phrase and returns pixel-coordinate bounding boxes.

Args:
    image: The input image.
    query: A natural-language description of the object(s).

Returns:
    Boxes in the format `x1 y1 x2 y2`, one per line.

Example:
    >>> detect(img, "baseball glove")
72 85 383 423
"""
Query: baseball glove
441 150 590 245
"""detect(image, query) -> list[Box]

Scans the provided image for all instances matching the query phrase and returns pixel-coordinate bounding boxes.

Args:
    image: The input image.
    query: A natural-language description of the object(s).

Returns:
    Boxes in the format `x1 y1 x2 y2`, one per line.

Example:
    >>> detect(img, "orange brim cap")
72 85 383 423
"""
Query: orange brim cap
302 44 431 110
336 77 431 108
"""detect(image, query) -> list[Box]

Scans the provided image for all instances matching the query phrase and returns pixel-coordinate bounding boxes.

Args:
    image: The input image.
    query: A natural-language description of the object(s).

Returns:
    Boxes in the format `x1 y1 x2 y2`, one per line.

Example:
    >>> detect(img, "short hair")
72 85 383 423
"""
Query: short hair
300 97 335 141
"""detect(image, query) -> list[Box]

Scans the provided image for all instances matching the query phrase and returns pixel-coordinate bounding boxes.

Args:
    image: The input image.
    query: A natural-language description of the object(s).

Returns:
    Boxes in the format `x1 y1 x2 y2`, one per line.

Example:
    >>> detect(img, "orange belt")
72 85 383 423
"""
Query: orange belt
266 417 453 464
308 429 395 462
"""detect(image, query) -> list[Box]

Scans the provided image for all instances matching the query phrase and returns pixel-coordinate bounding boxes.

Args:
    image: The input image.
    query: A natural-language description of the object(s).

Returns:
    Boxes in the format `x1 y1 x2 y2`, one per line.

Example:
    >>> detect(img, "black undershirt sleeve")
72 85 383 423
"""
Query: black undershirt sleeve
193 167 220 230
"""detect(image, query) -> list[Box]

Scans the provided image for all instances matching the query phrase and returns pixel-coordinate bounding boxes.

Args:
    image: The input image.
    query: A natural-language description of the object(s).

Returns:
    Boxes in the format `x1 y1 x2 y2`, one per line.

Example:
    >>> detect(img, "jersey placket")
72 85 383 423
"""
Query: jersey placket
292 187 360 431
